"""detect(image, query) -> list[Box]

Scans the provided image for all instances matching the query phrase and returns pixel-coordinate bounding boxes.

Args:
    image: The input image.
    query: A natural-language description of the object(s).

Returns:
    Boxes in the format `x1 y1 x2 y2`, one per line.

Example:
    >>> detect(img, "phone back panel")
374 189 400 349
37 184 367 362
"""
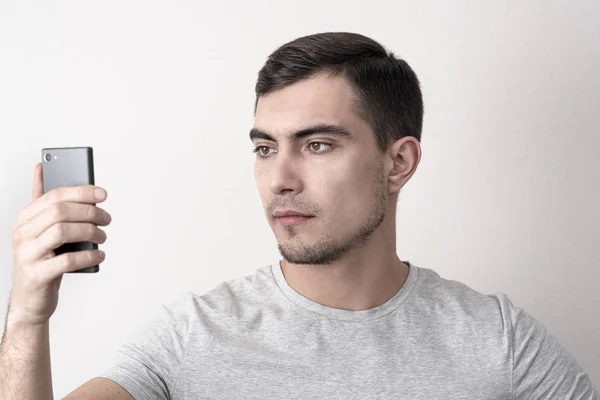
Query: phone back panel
42 147 99 273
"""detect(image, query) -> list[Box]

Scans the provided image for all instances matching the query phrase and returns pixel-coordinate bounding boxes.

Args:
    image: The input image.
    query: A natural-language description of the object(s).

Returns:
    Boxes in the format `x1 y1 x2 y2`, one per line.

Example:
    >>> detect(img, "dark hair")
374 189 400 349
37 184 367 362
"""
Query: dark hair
254 32 424 153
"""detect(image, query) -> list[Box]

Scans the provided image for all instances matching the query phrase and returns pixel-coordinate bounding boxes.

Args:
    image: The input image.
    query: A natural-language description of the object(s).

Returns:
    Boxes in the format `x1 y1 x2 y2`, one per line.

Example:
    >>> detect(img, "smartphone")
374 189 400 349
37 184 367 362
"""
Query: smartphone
41 147 100 273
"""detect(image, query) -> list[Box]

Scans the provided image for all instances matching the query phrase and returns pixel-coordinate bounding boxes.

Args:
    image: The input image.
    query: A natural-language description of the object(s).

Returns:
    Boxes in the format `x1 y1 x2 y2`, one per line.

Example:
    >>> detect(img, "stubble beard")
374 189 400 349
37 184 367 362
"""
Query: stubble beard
277 162 387 266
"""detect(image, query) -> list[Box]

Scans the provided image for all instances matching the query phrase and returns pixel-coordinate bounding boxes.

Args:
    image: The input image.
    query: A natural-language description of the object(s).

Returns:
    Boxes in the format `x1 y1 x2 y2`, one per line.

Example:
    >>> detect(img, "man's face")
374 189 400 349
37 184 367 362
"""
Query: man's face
252 72 389 265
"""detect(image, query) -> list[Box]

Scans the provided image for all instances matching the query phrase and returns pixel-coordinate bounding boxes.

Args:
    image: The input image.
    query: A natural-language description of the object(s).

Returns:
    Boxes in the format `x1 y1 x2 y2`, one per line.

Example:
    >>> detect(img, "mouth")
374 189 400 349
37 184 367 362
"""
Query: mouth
276 215 313 226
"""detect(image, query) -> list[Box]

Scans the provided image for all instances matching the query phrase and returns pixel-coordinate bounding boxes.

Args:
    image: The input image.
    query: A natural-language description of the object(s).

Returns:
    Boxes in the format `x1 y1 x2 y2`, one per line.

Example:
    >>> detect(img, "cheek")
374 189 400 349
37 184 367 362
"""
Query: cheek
321 166 374 218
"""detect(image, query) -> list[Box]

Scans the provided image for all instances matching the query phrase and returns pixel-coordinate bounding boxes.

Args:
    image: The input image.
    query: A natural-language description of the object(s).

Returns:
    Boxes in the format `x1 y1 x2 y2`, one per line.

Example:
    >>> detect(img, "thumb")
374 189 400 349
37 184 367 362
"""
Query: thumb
32 162 44 200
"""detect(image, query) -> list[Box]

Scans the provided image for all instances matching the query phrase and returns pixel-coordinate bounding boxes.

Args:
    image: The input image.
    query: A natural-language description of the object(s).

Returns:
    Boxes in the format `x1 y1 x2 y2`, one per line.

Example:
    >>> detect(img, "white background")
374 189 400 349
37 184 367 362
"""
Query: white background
0 0 598 396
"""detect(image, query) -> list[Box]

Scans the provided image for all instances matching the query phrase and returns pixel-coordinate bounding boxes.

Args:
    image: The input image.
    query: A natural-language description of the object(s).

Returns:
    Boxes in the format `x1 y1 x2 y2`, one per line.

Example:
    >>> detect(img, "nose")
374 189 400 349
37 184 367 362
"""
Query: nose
269 149 303 196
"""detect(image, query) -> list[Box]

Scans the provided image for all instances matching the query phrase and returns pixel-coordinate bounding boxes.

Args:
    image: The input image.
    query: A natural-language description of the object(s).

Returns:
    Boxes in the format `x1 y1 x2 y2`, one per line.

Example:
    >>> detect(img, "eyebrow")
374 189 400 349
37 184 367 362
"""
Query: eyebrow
249 123 354 143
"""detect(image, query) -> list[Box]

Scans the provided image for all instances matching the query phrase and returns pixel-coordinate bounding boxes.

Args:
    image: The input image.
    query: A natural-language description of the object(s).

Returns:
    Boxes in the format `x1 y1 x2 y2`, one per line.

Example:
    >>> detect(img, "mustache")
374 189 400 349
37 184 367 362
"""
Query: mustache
268 203 317 215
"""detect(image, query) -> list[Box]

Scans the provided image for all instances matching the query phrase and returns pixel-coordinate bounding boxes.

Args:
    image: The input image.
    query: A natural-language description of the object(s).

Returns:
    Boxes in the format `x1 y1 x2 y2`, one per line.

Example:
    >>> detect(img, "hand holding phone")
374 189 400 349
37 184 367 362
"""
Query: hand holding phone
41 147 105 273
7 149 111 325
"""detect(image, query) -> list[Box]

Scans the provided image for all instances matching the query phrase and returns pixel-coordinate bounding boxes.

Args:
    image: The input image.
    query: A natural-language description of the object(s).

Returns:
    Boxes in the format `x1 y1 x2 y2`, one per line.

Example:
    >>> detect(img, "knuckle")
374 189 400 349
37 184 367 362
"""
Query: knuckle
46 189 58 204
68 251 80 266
79 250 92 265
50 203 65 220
53 223 67 244
78 186 87 200
57 222 68 235
60 252 74 269
87 205 97 220
13 242 30 263
12 226 23 243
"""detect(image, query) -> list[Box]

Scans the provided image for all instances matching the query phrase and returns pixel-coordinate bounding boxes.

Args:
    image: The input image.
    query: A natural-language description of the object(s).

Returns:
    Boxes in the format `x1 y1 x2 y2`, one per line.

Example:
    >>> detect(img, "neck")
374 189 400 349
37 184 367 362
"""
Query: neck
279 222 409 311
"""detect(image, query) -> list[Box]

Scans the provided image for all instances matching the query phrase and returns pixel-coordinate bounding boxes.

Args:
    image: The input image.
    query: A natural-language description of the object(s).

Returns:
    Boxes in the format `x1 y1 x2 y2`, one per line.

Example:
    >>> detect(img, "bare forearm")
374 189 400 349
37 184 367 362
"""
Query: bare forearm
0 315 53 400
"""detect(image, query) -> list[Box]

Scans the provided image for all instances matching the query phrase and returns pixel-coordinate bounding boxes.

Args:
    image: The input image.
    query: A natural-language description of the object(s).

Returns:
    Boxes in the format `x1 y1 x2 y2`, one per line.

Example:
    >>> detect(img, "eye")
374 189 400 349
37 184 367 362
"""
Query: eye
308 142 333 153
252 142 334 159
252 146 274 158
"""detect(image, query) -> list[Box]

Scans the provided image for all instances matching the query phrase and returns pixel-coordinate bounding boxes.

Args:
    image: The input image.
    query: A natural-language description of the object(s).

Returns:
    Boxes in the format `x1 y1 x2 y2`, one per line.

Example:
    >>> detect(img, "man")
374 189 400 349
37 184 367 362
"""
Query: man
2 32 598 399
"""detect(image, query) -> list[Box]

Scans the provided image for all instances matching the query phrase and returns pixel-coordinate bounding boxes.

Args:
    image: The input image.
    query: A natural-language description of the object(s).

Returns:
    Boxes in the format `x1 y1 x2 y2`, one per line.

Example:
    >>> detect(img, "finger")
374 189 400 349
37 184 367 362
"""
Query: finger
18 185 107 227
32 163 43 201
38 249 105 280
24 222 106 262
13 203 111 243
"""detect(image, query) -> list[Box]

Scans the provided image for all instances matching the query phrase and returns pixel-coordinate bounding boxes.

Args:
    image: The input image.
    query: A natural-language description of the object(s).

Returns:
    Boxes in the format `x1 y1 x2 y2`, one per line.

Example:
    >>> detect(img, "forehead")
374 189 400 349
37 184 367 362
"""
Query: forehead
254 73 362 133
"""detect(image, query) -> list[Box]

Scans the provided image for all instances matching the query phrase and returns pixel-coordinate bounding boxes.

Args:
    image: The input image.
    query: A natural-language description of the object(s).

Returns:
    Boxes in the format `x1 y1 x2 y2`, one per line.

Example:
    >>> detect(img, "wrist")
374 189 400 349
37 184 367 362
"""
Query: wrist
5 311 50 330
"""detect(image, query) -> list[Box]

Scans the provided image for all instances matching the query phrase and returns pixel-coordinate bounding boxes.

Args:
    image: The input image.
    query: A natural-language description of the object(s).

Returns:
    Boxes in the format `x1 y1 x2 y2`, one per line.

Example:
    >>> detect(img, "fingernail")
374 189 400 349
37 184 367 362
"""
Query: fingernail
95 188 106 200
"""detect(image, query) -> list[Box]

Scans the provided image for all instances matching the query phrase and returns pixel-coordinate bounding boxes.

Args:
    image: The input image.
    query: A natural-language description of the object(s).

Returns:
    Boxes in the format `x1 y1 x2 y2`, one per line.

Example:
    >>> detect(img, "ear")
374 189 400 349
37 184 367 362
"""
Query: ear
386 136 422 194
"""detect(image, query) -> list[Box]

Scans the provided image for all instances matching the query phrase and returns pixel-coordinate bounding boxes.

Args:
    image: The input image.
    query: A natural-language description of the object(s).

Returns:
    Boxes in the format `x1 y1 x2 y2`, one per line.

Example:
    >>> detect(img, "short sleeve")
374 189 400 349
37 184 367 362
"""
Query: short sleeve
97 290 193 400
504 294 600 399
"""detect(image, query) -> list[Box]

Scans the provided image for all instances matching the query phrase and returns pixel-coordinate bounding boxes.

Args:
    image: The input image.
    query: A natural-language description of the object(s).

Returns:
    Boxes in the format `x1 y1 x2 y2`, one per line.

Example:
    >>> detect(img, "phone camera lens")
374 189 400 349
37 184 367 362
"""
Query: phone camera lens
45 153 51 162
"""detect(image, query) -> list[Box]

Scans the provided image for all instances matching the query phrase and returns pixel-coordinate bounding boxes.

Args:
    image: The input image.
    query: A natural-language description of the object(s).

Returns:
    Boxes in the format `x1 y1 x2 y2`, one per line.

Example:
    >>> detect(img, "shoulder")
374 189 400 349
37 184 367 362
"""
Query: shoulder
180 262 279 321
410 264 516 332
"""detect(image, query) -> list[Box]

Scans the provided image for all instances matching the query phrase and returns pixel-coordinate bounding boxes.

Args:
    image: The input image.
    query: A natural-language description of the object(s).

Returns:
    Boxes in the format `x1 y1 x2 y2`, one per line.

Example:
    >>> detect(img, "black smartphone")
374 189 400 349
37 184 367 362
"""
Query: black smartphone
41 147 100 273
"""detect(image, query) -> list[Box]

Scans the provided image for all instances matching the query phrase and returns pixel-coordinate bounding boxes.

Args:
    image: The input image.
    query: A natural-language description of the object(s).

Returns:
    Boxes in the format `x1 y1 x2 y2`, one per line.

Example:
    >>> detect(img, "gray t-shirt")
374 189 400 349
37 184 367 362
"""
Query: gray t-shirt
98 260 599 399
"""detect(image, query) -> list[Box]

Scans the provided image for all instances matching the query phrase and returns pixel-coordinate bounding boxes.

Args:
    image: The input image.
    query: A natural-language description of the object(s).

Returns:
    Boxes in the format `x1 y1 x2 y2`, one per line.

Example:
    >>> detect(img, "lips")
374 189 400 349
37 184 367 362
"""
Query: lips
273 209 312 218
275 214 312 226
